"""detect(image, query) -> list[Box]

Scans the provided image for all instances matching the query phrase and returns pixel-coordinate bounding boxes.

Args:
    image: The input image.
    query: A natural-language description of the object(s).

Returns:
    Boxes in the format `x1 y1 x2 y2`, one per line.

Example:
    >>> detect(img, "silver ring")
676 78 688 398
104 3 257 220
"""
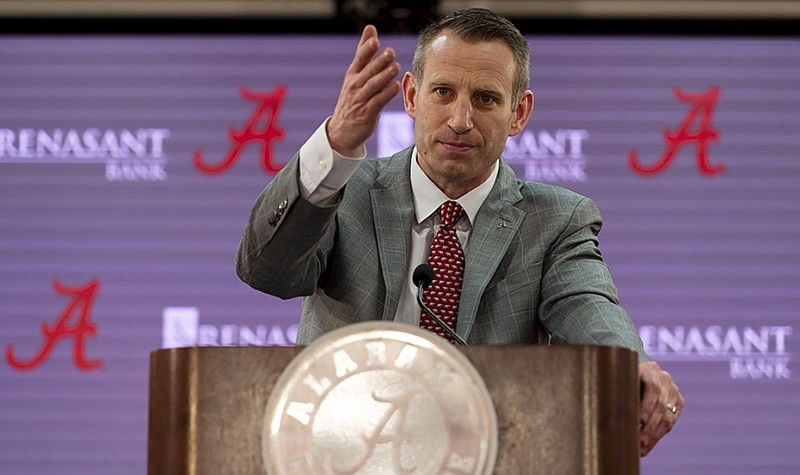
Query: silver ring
666 403 677 414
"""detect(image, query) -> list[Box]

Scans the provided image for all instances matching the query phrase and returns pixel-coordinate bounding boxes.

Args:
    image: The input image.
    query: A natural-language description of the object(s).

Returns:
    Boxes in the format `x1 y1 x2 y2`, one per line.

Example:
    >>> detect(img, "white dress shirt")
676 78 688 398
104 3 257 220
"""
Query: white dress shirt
298 119 498 327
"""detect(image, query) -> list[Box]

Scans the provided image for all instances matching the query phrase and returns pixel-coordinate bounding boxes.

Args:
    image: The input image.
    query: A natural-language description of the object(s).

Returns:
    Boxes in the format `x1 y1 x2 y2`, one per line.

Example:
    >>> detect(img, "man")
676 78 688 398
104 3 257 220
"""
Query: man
236 8 682 456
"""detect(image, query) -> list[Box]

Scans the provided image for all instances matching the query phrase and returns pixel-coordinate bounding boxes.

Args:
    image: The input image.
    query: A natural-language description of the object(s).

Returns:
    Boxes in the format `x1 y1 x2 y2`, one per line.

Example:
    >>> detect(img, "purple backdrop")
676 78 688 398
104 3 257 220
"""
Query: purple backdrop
1 35 798 474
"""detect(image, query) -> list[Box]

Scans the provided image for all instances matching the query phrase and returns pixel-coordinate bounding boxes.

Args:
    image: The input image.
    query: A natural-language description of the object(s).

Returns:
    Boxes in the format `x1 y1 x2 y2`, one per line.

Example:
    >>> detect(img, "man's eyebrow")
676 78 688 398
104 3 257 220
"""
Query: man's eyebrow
475 87 502 96
427 77 456 88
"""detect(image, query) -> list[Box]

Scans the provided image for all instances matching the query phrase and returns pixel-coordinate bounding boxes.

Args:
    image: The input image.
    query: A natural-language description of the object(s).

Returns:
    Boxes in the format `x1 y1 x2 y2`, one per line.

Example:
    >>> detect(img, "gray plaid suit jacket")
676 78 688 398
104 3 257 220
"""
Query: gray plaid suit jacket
236 146 647 360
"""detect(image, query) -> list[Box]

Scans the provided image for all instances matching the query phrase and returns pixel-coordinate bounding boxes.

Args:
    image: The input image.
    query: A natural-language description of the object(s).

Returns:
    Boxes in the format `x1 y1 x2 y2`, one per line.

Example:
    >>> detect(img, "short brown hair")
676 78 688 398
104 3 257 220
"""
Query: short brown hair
412 8 530 107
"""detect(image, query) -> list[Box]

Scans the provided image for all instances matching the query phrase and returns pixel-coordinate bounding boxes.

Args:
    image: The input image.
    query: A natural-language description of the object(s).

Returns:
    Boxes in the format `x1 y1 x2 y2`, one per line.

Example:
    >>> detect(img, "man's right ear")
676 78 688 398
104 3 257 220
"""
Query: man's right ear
402 72 417 120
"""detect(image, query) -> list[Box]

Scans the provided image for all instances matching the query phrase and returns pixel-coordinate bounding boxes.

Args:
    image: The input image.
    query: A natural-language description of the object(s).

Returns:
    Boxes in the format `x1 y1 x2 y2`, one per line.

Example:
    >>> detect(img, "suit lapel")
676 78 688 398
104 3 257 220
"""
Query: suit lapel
370 148 415 321
458 160 524 339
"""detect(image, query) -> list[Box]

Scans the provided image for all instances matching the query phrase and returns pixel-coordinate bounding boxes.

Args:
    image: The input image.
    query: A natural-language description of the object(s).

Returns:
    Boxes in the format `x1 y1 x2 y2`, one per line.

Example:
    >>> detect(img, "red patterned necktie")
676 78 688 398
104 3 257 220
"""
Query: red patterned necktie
420 200 465 343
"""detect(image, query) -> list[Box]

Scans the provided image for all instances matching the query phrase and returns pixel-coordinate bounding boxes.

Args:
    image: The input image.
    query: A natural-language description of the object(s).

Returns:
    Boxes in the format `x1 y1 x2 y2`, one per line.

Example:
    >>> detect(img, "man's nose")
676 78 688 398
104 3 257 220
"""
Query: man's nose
447 97 473 134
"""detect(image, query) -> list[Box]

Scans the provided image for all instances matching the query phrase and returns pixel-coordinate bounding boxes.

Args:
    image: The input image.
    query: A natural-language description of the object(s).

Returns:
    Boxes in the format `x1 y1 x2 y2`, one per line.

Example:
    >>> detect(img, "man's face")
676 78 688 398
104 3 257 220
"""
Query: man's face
402 32 533 198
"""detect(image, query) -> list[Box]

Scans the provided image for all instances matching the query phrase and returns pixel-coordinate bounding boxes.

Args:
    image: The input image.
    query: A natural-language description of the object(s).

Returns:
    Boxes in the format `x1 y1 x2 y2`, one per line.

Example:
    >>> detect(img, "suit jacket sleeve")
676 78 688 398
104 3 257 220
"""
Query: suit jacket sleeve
235 153 340 299
538 196 648 361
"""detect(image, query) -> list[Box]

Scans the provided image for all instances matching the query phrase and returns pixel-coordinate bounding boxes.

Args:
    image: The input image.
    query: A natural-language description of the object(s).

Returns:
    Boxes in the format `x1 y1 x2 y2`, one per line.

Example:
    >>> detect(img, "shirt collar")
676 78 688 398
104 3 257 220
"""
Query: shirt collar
410 147 499 225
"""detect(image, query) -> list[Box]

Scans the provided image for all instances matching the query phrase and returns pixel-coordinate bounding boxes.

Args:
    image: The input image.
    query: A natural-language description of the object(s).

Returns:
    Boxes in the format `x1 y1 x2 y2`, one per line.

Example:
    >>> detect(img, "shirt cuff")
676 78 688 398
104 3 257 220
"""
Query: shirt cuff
299 118 366 206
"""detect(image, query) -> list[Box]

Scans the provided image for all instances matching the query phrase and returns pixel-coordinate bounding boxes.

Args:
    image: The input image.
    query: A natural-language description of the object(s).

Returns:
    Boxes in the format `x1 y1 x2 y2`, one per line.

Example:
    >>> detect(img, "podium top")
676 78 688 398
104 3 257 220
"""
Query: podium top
148 342 639 475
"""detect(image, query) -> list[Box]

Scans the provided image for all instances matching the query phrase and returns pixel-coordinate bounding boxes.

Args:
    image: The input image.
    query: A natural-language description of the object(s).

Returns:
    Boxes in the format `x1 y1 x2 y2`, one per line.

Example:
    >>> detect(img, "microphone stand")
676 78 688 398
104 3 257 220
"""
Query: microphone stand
415 273 468 346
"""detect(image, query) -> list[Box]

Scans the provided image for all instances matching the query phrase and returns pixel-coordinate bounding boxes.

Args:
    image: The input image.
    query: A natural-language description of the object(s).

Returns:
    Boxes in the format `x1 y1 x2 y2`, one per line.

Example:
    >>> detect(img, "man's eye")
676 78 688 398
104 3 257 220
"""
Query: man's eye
478 95 494 104
436 87 449 96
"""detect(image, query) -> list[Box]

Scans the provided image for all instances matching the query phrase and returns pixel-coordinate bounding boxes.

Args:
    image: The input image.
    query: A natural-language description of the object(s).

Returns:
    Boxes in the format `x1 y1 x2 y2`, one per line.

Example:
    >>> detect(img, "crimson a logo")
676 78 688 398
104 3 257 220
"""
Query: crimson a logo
193 86 287 176
629 87 723 177
5 279 102 372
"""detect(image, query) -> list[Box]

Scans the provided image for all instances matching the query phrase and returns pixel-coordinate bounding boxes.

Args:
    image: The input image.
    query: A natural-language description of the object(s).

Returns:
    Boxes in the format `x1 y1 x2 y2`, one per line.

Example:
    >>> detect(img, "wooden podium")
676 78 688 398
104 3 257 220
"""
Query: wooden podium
148 345 639 474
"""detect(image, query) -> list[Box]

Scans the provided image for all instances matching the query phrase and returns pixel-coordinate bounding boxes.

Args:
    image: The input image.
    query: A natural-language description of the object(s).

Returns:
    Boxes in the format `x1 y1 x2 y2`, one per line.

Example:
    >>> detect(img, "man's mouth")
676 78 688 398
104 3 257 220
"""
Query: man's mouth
439 141 475 153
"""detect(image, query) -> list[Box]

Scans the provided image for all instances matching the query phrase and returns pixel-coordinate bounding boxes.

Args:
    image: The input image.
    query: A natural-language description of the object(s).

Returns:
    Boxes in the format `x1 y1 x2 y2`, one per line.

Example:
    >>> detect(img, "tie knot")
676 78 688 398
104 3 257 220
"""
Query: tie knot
438 200 464 227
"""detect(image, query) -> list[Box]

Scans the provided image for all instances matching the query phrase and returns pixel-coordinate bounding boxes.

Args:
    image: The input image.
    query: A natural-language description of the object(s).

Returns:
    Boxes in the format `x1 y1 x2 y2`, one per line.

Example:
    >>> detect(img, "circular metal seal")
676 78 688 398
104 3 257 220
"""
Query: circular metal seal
262 322 498 475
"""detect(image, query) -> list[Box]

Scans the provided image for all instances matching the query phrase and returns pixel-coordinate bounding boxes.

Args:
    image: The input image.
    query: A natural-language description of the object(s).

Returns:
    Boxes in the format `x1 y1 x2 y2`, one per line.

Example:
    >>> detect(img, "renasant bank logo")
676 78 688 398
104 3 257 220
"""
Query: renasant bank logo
0 127 171 181
161 307 297 348
377 112 589 183
639 325 792 380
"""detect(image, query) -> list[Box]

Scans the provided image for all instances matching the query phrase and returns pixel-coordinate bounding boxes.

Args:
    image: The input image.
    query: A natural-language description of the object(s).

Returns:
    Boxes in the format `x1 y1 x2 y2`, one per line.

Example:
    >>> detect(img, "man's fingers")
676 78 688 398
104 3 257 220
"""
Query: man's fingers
642 401 667 439
638 361 683 457
362 47 398 82
349 26 381 74
358 24 378 47
641 388 682 456
354 56 400 103
328 24 399 154
349 47 398 95
640 406 664 456
639 365 661 424
640 401 677 456
342 45 400 115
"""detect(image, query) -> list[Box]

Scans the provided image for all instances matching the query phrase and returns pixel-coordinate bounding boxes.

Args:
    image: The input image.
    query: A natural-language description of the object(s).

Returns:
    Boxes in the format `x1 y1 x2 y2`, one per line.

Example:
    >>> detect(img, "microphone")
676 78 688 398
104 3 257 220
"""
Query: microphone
413 263 468 346
412 263 434 288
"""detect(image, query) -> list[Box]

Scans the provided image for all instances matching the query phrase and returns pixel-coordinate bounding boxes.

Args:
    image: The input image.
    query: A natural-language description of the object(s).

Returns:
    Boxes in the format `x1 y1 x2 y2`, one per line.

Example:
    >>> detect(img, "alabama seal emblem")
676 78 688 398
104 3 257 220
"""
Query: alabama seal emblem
262 322 498 475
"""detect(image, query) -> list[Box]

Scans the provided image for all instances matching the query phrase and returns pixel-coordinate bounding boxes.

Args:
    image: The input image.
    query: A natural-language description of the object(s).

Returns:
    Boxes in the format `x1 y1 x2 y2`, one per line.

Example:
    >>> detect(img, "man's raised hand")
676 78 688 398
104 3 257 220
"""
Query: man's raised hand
327 25 401 157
